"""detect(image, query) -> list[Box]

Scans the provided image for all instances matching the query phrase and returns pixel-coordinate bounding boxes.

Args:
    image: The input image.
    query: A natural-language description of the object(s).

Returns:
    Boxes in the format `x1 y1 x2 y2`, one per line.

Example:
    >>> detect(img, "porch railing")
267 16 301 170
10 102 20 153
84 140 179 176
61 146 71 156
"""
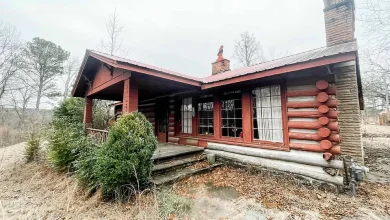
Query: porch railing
86 128 109 142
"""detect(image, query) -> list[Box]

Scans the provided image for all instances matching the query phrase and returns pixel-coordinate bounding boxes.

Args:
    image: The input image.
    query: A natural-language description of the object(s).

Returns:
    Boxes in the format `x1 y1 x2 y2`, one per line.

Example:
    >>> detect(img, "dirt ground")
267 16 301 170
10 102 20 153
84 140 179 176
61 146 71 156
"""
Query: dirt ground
0 125 390 220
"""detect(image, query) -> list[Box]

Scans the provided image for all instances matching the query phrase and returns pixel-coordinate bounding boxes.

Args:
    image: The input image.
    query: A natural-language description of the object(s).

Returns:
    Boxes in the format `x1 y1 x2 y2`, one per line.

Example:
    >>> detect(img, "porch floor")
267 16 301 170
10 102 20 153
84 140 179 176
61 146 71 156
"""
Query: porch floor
152 143 204 161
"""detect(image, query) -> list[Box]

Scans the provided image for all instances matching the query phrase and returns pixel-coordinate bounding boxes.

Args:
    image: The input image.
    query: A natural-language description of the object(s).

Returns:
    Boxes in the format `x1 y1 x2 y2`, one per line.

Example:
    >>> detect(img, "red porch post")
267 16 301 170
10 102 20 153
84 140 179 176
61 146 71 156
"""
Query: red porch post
84 97 93 127
123 78 139 114
242 90 252 143
213 93 221 139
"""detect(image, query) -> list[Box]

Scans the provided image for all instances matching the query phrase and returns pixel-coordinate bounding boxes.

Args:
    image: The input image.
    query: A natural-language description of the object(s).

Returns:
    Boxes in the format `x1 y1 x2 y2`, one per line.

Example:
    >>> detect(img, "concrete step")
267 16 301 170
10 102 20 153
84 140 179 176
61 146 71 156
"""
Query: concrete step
152 145 204 162
151 162 222 186
152 154 206 174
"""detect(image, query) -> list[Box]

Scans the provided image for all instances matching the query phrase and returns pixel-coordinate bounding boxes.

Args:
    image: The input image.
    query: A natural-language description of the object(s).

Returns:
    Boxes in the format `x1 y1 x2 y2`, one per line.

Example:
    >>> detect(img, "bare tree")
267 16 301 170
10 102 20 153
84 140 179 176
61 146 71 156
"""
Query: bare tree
8 76 34 127
360 0 390 54
20 37 70 110
99 8 127 56
61 57 79 101
233 31 266 67
0 21 21 103
360 0 390 116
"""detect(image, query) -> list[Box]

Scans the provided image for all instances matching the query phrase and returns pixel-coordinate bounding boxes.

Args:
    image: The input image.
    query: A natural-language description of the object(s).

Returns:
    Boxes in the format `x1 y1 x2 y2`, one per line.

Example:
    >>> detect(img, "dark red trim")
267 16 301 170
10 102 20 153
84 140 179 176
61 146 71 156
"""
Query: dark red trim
87 72 130 96
242 90 252 143
174 134 288 151
213 94 221 139
281 82 289 146
89 53 202 87
201 52 356 89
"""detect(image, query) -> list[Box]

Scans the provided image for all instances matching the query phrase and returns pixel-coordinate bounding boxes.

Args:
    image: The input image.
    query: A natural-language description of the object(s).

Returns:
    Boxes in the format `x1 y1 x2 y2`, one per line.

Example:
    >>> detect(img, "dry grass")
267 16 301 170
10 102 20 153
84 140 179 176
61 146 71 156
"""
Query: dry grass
0 163 162 219
0 143 162 220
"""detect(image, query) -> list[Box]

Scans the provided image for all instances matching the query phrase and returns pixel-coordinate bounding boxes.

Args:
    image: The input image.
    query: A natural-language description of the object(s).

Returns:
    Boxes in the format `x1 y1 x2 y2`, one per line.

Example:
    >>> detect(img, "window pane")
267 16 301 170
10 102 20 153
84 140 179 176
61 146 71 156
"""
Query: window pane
273 130 283 142
254 129 259 139
271 95 281 107
222 119 228 127
222 110 227 118
221 91 242 138
235 109 242 119
261 87 270 97
222 128 228 136
235 99 242 109
261 108 271 119
252 85 283 142
209 127 214 135
272 107 282 119
271 85 280 96
198 100 213 135
263 129 271 141
261 96 271 107
272 118 282 130
181 97 193 134
253 119 259 129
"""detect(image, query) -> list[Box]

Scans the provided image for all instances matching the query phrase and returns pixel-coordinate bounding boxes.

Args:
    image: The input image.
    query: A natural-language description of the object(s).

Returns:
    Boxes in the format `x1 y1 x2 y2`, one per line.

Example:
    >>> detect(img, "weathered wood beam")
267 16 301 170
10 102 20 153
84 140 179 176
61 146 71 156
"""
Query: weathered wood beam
287 110 338 119
287 98 338 108
287 87 336 97
289 143 341 154
288 121 339 131
289 132 340 142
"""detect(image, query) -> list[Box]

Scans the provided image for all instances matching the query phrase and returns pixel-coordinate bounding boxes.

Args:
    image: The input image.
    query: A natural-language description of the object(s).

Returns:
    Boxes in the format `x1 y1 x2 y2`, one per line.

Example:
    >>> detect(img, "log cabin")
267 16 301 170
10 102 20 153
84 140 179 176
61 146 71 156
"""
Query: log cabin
72 0 363 185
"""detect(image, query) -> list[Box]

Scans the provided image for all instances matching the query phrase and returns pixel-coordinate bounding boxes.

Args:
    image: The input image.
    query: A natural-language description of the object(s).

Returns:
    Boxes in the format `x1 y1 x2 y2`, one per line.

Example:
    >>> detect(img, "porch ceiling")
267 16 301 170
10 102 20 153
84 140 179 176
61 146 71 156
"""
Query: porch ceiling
88 73 200 102
134 73 200 101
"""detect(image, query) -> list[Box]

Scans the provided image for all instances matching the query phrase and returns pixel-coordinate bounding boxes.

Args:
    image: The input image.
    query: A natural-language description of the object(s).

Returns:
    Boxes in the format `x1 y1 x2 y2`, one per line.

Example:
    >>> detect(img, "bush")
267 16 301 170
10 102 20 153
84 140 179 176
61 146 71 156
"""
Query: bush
25 131 41 162
47 97 85 172
47 120 85 171
53 97 84 124
75 136 101 193
94 112 157 199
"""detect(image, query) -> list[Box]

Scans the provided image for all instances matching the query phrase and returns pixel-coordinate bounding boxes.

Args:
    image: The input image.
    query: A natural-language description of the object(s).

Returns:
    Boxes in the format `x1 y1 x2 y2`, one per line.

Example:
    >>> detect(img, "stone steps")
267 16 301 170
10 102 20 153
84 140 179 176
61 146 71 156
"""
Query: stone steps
151 163 222 186
152 154 206 174
152 146 204 161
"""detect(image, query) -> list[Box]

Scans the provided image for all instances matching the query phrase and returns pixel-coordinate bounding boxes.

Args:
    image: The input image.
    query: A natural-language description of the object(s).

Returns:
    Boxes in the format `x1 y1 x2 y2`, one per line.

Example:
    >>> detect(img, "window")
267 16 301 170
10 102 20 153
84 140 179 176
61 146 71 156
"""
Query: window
252 85 283 142
221 91 242 138
198 95 214 135
181 97 192 134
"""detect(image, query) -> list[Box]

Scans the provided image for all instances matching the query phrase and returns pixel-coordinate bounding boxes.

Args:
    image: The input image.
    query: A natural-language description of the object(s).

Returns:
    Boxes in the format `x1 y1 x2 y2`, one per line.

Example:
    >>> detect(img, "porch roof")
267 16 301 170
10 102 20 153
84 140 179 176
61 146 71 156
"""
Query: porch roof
72 41 360 98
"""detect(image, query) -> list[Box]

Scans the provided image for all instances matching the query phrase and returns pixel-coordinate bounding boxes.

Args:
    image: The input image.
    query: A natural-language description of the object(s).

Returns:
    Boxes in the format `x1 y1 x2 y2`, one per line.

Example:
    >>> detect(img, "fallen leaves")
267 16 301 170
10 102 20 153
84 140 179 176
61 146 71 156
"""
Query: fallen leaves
174 166 390 220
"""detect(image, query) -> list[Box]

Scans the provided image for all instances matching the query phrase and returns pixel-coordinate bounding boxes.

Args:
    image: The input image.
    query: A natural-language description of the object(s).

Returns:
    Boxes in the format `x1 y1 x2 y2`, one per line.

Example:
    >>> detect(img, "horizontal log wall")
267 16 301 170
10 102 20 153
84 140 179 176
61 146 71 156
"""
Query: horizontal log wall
287 77 340 155
138 101 156 132
167 98 176 144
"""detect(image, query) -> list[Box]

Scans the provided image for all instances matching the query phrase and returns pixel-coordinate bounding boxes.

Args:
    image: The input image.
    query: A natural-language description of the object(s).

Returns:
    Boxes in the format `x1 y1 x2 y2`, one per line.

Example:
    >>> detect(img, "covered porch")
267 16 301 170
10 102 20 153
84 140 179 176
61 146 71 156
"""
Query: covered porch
72 51 201 142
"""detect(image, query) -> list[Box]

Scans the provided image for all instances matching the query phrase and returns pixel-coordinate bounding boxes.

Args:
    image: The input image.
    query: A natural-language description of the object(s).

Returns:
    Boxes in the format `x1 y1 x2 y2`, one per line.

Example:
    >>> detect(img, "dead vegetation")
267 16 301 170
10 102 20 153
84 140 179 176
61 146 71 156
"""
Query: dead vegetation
174 166 390 219
1 124 390 219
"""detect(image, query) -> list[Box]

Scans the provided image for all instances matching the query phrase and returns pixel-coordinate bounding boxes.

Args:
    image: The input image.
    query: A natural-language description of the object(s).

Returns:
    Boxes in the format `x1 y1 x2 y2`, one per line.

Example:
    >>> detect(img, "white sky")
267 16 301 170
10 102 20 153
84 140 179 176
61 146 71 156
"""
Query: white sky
1 0 365 78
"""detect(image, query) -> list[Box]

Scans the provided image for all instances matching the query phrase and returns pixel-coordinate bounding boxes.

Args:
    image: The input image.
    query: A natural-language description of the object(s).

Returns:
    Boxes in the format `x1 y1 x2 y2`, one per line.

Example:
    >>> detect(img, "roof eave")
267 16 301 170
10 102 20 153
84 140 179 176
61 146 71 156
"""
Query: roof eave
71 50 90 97
201 52 357 90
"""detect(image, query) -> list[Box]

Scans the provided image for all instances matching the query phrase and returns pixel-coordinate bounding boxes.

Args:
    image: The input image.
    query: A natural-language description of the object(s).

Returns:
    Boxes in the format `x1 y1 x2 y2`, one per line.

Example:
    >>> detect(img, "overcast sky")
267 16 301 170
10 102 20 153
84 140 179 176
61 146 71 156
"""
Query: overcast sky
1 0 365 79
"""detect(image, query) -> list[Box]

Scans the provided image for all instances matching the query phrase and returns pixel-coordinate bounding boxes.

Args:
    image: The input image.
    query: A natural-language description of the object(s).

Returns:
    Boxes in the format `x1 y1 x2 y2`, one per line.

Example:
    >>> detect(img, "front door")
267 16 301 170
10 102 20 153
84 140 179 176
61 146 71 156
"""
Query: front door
156 100 168 143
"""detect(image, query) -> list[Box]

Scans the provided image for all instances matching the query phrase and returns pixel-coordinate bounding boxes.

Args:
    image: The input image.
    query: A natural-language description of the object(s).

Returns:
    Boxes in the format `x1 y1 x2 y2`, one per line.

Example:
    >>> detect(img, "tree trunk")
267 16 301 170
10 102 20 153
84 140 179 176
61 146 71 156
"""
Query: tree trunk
36 85 42 110
386 86 389 124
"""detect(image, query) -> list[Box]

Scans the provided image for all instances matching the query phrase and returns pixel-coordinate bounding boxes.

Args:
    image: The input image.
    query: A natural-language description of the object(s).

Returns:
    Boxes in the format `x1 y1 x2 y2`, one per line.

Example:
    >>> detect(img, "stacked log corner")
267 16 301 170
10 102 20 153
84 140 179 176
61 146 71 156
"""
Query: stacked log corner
287 79 340 155
167 98 178 144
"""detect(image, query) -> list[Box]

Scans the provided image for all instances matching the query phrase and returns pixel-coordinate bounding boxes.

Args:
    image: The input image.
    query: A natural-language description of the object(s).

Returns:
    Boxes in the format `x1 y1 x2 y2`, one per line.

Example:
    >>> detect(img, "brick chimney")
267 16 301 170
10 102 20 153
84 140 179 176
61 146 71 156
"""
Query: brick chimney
323 0 355 47
212 45 230 75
